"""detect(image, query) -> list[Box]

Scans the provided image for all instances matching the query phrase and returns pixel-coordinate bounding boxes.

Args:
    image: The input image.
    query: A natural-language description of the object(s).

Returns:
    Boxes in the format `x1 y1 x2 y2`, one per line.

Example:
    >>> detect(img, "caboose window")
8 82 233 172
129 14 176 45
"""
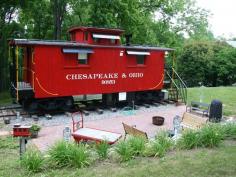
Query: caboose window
78 53 88 64
84 32 88 41
111 39 116 44
94 38 99 43
126 50 150 65
136 55 145 65
62 48 93 65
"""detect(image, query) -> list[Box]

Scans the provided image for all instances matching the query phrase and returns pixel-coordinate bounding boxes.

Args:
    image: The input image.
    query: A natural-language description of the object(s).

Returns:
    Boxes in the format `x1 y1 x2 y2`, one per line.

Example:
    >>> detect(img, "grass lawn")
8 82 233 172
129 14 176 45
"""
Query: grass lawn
0 91 11 106
0 136 236 177
187 87 236 116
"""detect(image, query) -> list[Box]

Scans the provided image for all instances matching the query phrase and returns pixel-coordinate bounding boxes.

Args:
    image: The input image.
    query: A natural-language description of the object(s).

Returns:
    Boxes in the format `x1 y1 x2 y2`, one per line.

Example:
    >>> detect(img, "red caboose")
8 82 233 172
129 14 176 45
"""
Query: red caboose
9 27 173 111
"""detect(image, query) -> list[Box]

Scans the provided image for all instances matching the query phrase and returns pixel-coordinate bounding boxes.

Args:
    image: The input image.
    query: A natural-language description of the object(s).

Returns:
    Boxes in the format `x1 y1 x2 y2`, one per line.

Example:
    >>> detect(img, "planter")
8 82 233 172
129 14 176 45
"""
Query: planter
30 124 41 138
152 116 165 126
30 131 39 138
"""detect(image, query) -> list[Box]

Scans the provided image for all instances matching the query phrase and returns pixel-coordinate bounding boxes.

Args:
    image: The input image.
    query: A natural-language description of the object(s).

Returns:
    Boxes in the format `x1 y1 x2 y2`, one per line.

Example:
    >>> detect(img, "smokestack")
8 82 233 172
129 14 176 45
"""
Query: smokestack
125 34 132 46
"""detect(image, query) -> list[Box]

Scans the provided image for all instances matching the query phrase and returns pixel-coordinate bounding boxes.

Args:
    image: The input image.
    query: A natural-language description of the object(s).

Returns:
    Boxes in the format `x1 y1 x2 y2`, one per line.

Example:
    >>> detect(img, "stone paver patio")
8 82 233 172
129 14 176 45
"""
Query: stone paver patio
32 105 186 151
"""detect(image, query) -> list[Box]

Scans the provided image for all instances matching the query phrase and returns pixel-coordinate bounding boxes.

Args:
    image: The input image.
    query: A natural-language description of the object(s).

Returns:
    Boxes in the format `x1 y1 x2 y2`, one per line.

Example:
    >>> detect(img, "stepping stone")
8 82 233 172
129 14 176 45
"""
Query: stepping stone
82 110 90 116
110 108 117 112
143 104 150 108
96 109 103 114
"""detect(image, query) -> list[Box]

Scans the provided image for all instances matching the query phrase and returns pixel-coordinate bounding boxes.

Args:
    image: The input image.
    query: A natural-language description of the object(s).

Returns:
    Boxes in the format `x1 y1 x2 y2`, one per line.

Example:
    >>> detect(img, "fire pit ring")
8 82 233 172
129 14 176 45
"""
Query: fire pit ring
152 116 165 126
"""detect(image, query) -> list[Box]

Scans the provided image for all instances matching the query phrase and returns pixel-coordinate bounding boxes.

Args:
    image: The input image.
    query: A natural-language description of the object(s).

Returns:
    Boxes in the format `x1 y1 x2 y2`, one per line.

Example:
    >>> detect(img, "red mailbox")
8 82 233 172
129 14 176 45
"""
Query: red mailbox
13 125 31 137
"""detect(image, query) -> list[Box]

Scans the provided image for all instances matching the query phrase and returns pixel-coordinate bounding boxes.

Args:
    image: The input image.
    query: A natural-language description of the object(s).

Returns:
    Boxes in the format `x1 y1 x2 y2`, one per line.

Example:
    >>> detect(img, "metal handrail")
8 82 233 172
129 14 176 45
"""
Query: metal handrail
172 67 187 104
165 70 179 90
165 68 188 104
172 67 187 88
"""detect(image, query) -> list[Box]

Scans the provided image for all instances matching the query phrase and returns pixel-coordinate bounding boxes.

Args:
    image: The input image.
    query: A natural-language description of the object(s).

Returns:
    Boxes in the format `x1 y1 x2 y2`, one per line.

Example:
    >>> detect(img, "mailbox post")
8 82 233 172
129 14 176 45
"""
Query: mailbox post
13 124 31 158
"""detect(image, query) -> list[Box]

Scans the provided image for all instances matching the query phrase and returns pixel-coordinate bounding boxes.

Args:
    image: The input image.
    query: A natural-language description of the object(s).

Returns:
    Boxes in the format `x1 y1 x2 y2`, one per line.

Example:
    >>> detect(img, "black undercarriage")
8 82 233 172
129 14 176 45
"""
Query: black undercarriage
15 90 164 113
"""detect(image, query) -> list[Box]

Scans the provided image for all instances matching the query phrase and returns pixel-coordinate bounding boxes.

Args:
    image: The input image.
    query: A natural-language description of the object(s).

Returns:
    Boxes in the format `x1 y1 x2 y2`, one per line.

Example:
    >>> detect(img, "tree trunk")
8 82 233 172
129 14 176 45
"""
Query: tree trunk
52 0 66 40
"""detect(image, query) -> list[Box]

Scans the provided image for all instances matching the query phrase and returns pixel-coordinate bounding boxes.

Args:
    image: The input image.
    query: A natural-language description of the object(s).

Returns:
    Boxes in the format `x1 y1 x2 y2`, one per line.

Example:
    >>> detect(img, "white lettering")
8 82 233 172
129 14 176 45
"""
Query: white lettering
66 74 71 80
66 72 143 83
101 80 116 85
128 73 144 78
114 73 118 78
66 73 119 80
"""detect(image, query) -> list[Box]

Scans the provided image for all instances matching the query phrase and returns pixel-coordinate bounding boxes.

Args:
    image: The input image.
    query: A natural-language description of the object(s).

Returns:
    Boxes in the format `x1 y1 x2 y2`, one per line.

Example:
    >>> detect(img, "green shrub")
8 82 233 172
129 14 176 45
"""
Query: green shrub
144 141 166 157
95 140 109 159
155 132 173 150
199 124 223 148
115 140 134 162
128 136 146 156
177 130 200 149
48 140 73 167
30 124 41 133
21 148 44 173
221 123 236 139
48 141 90 168
177 123 236 149
144 132 173 157
70 143 90 168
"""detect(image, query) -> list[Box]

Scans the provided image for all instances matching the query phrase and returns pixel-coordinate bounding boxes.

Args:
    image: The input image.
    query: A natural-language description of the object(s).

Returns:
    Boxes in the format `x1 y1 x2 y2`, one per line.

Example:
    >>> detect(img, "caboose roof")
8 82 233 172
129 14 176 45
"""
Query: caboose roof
68 26 124 35
9 39 174 51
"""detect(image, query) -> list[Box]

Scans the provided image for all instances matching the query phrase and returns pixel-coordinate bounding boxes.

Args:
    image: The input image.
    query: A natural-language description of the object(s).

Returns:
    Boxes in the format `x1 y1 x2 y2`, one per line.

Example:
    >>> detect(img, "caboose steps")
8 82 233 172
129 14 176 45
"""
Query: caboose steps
17 82 33 91
10 82 34 102
164 68 188 105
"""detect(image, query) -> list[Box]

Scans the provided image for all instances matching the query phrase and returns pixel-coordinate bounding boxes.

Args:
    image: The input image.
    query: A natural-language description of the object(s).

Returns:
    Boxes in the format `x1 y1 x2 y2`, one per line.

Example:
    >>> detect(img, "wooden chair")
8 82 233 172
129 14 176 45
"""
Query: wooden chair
181 112 208 130
122 122 148 140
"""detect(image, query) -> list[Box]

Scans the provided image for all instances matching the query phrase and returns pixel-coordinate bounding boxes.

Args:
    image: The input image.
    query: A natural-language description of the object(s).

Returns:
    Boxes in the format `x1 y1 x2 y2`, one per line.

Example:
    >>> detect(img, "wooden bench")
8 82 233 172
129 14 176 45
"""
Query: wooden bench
186 101 210 117
181 112 208 130
122 123 148 140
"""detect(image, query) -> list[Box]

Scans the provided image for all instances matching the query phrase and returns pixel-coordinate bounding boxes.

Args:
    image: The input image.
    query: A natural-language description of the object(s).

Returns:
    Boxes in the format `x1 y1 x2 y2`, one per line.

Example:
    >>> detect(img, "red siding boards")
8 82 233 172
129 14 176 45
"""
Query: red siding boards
33 45 165 98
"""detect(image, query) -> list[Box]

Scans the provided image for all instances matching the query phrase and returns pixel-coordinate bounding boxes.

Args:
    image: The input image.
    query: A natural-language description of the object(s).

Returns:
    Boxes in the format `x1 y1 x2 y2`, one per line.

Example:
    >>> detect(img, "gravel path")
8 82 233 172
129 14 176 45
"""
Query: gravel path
1 104 178 130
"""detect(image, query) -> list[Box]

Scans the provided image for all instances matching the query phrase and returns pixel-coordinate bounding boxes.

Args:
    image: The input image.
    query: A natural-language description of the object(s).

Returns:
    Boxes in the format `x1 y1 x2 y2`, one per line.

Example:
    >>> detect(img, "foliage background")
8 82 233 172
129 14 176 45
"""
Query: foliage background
0 0 236 92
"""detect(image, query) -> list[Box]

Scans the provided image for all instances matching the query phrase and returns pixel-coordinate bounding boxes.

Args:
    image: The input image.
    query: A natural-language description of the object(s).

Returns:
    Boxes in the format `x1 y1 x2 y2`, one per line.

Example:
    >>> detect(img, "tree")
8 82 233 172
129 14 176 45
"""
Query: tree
51 0 68 40
65 0 92 26
213 43 236 86
19 0 53 39
0 0 215 92
0 0 26 91
178 41 236 87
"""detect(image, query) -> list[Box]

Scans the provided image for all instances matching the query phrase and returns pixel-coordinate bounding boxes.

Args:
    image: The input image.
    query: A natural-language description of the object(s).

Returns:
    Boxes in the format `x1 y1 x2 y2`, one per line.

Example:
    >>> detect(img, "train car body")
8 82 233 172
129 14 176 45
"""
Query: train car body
9 27 173 111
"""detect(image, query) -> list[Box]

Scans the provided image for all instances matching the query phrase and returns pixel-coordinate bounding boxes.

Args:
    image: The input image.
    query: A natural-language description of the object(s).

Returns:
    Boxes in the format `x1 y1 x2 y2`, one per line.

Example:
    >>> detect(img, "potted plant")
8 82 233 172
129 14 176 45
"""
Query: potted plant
30 124 41 138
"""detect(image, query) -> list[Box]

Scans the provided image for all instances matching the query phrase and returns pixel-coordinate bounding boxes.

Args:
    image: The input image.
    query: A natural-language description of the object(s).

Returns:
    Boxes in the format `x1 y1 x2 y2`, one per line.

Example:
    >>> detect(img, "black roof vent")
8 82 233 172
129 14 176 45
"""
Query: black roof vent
125 34 132 46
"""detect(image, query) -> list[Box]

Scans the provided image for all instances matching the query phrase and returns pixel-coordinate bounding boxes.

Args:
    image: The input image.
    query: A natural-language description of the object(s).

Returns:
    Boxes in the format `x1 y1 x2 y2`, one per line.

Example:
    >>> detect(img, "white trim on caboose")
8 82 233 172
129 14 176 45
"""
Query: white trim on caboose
92 34 120 40
62 48 94 54
126 51 150 55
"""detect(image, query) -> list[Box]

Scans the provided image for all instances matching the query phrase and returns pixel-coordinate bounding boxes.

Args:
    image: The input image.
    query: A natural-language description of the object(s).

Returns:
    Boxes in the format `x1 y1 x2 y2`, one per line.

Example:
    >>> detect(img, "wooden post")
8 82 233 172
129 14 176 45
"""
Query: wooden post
19 137 27 158
16 46 19 101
